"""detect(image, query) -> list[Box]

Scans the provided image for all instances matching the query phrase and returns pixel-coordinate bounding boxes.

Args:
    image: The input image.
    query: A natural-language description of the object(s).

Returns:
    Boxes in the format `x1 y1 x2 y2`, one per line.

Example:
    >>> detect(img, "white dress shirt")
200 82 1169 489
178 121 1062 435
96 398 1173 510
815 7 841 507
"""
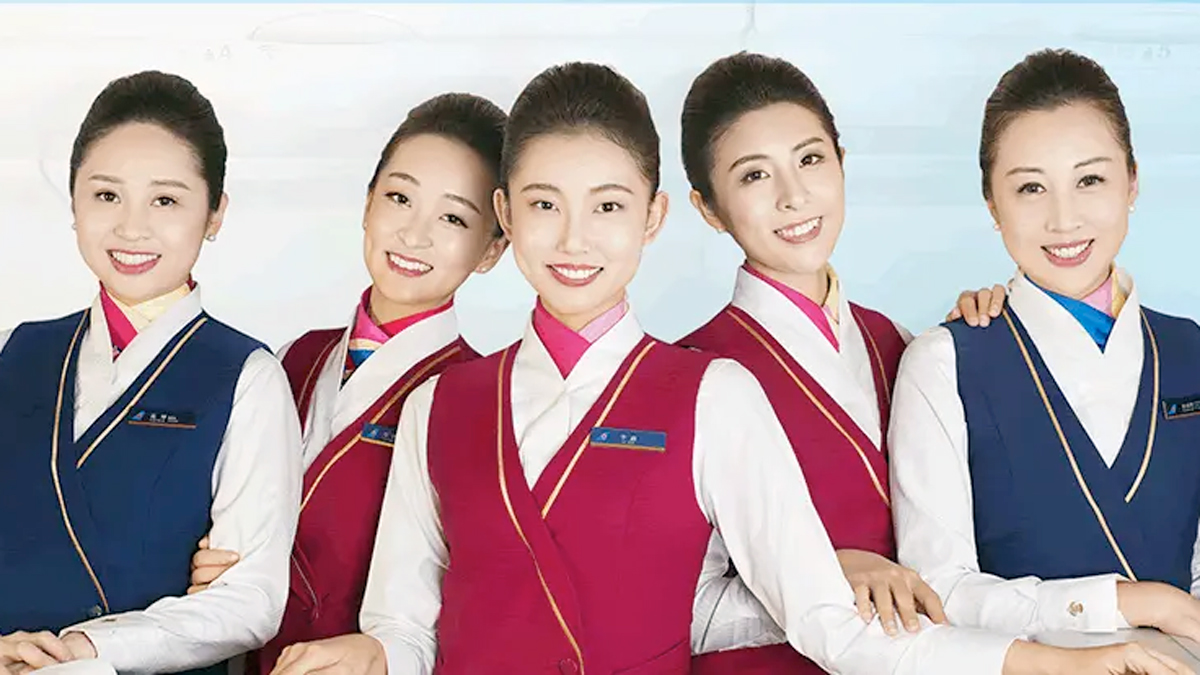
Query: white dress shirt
360 307 1017 675
693 267 914 654
275 305 461 470
0 288 303 674
889 269 1200 637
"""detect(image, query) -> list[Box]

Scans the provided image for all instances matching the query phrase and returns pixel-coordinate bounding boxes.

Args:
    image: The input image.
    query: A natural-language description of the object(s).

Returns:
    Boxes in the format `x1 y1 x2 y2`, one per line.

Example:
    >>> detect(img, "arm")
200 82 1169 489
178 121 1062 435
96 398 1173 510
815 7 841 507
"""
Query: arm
358 377 447 675
888 328 1125 635
62 349 304 672
692 359 1017 675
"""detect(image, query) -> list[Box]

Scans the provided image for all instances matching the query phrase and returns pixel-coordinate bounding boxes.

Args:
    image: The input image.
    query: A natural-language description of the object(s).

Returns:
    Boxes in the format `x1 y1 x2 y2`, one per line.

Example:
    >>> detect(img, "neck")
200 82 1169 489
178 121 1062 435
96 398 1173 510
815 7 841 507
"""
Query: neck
747 260 830 306
102 282 188 309
543 293 626 332
368 286 451 326
1026 267 1112 301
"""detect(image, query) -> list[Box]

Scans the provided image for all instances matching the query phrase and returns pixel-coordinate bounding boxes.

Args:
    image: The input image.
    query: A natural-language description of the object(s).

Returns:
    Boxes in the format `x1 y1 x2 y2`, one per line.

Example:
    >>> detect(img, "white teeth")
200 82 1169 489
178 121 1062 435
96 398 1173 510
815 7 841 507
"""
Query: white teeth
777 217 821 239
110 251 159 266
388 253 431 273
1046 242 1090 259
551 265 601 280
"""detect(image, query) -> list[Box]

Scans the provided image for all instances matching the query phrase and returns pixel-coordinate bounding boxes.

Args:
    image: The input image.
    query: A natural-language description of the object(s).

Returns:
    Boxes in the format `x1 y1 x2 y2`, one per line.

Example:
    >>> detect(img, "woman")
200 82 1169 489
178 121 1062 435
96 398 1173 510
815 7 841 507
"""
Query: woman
0 71 300 673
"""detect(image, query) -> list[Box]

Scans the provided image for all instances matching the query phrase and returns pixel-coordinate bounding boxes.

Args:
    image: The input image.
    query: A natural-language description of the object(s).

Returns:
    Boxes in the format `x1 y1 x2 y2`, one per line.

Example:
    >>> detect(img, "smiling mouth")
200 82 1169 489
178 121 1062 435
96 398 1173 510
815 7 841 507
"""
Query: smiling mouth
547 263 602 287
774 216 822 244
1042 239 1094 267
387 252 433 277
108 249 161 275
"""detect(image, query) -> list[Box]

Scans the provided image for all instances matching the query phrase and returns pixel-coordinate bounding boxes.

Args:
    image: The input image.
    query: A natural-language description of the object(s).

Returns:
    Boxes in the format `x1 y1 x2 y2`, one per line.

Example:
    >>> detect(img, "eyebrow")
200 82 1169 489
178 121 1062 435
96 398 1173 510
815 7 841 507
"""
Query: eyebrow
1004 156 1114 177
728 136 824 173
518 182 635 196
445 193 482 215
387 171 420 185
88 174 191 191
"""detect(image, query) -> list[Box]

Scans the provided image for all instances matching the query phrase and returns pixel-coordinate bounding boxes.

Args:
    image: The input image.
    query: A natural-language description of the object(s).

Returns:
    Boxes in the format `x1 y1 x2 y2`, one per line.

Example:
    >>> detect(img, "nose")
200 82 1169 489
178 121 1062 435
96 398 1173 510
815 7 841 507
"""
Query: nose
556 208 589 255
112 204 152 241
395 208 435 249
1047 190 1083 234
775 169 811 213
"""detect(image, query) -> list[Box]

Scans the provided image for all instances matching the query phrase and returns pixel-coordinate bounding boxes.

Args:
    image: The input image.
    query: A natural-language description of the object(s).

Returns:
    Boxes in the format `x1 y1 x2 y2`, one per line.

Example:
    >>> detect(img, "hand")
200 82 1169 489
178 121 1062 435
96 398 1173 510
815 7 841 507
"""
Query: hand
269 634 385 675
836 549 947 636
1 631 74 674
1005 641 1194 675
1118 581 1200 644
945 283 1008 327
189 535 240 594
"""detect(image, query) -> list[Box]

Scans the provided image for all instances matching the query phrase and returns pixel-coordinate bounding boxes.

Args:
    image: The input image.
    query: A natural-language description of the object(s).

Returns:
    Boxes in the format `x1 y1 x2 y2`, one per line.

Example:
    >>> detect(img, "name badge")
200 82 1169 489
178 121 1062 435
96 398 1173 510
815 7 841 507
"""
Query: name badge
127 409 197 429
589 426 666 452
1162 395 1200 420
361 423 398 446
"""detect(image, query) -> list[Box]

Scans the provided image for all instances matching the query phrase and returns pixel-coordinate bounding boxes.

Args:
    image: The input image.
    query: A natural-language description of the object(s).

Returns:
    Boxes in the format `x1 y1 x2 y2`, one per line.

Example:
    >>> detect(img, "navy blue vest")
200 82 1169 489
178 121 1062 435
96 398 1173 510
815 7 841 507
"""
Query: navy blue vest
0 309 263 655
947 305 1200 589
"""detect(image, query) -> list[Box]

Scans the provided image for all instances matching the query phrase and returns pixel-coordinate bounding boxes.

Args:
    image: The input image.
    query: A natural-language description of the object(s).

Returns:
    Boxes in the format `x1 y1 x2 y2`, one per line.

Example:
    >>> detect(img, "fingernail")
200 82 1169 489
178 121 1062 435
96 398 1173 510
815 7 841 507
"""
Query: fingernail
906 621 919 632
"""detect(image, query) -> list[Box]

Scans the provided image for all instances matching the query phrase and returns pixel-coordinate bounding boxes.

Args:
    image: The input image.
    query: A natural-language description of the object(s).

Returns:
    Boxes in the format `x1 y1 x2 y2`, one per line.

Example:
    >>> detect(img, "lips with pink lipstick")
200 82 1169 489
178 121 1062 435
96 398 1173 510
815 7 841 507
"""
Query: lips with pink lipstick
387 251 433 277
1042 239 1094 268
108 249 161 275
547 263 602 287
775 216 822 244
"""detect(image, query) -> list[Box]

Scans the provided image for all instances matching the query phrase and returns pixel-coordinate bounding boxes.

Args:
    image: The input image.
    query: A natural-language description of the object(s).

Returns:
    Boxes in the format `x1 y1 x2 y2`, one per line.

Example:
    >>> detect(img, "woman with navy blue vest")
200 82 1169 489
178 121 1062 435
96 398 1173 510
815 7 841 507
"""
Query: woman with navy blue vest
0 71 302 672
890 48 1200 649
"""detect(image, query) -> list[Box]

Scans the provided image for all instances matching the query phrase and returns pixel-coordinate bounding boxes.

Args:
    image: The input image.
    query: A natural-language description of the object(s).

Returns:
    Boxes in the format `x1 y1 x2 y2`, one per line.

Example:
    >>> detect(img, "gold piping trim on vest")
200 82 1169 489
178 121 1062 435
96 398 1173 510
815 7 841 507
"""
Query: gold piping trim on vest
1001 309 1138 581
299 345 462 513
858 317 891 412
495 347 587 674
729 310 890 507
540 341 657 518
52 311 111 612
1124 312 1160 503
298 334 342 427
76 317 209 469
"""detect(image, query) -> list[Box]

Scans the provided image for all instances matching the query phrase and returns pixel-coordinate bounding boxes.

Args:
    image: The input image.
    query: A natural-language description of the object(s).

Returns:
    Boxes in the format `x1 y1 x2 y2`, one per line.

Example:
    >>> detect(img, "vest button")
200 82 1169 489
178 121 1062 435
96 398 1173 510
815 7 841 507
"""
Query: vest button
558 658 579 674
87 605 103 619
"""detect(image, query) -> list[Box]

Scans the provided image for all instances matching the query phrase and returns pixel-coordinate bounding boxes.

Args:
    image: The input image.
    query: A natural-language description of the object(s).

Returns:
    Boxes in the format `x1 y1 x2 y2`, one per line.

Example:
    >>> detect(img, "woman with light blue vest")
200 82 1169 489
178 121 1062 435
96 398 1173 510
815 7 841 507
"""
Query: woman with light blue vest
0 71 301 673
890 47 1200 648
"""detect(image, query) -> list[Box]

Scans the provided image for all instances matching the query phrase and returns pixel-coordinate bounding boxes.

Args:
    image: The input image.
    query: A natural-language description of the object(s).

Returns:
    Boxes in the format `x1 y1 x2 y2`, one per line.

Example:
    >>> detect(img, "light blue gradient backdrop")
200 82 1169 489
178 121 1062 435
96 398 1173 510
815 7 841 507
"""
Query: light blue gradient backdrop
1 3 1196 352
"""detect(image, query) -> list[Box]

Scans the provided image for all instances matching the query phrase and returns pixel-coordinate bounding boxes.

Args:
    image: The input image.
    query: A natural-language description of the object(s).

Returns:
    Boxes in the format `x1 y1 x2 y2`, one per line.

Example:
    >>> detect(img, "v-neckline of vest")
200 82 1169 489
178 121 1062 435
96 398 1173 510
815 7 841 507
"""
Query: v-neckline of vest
499 334 658 520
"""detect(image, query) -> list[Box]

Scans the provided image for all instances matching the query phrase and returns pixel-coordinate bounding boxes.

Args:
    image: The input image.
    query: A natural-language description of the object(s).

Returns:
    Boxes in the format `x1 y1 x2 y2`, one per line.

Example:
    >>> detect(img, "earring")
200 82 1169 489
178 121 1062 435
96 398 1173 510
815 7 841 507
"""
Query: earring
70 222 77 230
1129 204 1136 213
993 222 1001 231
205 234 216 242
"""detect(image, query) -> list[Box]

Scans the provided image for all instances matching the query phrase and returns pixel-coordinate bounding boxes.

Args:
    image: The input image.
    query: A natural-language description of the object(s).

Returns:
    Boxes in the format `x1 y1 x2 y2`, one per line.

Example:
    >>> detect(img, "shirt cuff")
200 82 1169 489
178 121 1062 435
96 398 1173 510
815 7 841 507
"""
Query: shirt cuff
62 616 158 673
1036 574 1123 632
904 624 1019 675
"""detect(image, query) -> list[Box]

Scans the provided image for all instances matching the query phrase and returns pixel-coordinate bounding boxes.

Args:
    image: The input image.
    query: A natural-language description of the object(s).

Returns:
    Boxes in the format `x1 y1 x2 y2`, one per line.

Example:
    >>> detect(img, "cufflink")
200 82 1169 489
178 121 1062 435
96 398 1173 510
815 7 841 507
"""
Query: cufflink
1068 601 1084 617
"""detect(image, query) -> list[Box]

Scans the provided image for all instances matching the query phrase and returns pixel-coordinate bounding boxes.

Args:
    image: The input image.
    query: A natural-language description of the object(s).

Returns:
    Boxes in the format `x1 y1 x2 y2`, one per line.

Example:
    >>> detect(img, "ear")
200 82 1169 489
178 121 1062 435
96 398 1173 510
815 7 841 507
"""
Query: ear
643 190 670 245
493 188 515 241
986 198 1001 230
362 187 374 230
688 189 728 235
1129 162 1140 208
474 233 510 274
837 145 847 162
205 193 229 240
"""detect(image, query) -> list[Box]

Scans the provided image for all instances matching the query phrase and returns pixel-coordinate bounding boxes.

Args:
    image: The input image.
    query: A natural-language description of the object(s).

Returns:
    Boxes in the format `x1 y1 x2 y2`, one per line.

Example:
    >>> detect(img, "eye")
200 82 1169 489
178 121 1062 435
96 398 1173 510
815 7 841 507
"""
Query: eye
385 191 410 206
443 213 468 228
95 190 119 203
740 169 768 184
596 201 623 214
152 196 177 207
1017 182 1045 195
531 200 556 211
799 152 825 167
1078 174 1106 188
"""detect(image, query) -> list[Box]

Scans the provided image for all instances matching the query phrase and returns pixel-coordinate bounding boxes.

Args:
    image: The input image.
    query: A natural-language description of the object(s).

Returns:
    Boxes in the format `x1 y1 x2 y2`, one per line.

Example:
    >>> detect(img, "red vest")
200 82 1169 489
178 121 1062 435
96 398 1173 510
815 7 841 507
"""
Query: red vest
427 337 715 675
251 329 476 674
680 303 905 675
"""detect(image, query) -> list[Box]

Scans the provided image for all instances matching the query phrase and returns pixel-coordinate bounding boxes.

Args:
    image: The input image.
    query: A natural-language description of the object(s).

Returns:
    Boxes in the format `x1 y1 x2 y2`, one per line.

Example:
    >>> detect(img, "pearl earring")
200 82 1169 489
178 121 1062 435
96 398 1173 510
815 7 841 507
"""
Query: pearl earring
993 222 1001 231
1129 204 1136 213
205 234 217 242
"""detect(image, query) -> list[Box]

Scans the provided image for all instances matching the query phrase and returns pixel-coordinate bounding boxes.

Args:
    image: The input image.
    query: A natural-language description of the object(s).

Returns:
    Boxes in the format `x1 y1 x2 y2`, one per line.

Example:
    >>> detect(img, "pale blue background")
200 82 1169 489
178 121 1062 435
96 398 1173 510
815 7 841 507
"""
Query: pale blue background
1 3 1196 353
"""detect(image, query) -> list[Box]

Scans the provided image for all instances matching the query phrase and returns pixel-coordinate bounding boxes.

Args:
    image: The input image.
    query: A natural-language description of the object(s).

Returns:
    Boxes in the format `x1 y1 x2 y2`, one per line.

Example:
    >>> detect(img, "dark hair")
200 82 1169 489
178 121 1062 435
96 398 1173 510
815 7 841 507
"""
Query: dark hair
501 62 660 194
980 48 1135 199
70 70 226 211
681 51 841 206
368 92 507 193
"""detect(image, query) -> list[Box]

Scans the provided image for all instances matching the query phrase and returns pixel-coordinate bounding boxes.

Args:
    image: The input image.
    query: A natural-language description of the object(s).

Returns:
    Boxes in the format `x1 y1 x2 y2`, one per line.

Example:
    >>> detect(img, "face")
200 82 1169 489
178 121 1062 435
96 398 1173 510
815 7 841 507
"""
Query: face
72 122 226 305
988 102 1137 298
362 133 507 323
496 131 668 330
692 102 845 292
